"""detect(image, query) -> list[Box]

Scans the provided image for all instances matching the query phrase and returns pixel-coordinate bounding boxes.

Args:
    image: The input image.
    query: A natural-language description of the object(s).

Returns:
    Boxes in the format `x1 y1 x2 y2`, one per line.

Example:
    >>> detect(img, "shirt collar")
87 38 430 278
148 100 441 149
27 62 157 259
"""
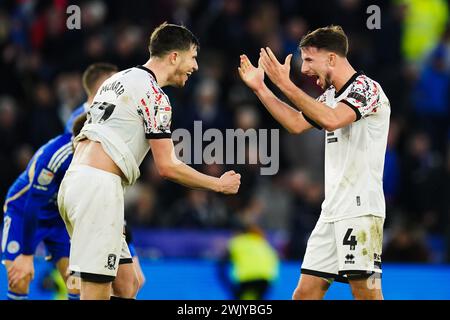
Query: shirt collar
136 65 158 83
334 70 364 98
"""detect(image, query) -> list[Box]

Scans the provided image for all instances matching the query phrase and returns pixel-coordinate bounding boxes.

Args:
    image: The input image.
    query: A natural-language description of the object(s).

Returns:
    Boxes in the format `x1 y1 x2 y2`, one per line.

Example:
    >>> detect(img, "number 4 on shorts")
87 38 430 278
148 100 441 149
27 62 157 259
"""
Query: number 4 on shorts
343 228 357 250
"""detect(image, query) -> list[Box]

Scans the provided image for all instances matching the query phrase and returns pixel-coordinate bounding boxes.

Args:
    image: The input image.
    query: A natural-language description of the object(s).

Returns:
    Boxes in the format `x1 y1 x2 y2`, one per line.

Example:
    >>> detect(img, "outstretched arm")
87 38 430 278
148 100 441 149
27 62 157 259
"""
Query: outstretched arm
259 47 356 131
149 138 240 194
238 54 313 134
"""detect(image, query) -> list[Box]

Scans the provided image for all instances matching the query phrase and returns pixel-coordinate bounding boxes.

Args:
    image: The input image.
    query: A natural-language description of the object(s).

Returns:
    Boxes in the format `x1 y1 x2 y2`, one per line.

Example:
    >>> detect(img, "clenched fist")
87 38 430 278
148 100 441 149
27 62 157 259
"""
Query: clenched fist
219 170 241 194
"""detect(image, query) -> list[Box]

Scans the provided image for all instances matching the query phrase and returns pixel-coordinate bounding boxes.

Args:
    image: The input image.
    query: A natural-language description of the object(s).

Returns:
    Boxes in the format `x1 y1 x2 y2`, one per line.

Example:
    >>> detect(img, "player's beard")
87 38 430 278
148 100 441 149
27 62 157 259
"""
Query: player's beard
172 68 190 88
166 70 183 88
323 71 332 90
315 71 332 90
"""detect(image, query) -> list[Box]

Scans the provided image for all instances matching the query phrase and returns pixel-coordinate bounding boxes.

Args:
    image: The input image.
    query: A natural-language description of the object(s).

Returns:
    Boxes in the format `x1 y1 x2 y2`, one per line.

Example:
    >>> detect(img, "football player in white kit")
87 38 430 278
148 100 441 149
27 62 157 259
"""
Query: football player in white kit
58 23 241 300
238 25 390 300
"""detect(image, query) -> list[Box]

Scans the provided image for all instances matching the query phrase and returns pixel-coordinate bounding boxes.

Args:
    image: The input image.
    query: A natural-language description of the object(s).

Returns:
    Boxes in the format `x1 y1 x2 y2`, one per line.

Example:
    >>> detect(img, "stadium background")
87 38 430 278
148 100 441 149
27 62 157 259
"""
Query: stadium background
0 0 449 299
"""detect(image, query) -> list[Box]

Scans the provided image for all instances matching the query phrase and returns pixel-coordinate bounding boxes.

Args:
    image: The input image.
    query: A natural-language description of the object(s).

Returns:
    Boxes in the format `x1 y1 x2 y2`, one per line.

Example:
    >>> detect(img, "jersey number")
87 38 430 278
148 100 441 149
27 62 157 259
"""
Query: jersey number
87 102 116 124
343 228 357 250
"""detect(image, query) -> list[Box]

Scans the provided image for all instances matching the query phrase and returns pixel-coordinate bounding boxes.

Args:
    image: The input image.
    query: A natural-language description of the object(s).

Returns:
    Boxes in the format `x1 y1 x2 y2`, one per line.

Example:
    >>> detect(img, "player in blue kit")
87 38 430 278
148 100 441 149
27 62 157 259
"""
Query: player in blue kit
1 63 118 300
2 115 87 300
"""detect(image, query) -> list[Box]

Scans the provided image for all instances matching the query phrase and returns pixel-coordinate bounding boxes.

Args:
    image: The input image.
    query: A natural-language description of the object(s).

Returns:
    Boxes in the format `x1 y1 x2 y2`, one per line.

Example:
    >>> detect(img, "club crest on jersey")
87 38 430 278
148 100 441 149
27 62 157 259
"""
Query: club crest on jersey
105 254 117 270
37 168 54 186
7 241 20 254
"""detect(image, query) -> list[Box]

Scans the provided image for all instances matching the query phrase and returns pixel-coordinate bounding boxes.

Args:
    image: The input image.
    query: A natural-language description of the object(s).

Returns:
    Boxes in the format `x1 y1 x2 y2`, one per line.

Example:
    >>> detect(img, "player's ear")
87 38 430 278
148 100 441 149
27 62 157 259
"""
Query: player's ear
328 53 337 67
168 51 179 65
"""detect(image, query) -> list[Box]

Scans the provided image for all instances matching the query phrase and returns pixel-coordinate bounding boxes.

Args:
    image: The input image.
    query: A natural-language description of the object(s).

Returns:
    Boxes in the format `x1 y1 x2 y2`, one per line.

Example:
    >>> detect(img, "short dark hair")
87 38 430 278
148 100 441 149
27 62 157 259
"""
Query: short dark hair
299 25 348 57
82 63 118 96
72 113 87 137
148 22 199 57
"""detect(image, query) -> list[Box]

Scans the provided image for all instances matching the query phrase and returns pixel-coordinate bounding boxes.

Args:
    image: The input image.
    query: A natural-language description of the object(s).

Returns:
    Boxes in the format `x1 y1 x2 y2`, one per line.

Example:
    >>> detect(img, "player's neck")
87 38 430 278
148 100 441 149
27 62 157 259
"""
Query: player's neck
331 61 357 92
143 59 170 87
87 96 94 105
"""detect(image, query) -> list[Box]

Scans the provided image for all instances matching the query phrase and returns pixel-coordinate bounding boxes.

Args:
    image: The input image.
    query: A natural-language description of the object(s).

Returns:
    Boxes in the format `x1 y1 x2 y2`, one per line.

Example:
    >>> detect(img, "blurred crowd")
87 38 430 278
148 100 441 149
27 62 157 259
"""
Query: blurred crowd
0 0 449 262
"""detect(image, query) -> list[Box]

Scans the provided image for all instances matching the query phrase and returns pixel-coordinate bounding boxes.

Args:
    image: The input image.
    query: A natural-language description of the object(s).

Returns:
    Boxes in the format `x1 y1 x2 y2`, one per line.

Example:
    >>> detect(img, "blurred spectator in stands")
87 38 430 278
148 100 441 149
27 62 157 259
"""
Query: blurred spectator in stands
12 144 33 174
383 224 431 262
218 223 279 300
183 77 229 130
172 188 228 228
286 169 322 260
80 32 108 69
28 82 62 149
55 71 84 124
226 105 264 214
81 0 108 32
254 175 292 233
412 41 450 154
0 96 20 155
39 5 70 66
199 0 246 59
140 158 187 224
0 96 25 207
1 143 34 210
125 183 159 227
372 2 406 116
399 131 446 232
112 25 147 69
399 0 448 67
282 17 308 59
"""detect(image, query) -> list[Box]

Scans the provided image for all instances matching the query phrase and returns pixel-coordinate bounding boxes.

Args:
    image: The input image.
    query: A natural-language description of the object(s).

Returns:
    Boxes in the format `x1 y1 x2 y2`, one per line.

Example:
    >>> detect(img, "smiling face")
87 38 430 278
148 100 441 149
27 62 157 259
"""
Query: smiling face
168 44 198 88
300 46 335 90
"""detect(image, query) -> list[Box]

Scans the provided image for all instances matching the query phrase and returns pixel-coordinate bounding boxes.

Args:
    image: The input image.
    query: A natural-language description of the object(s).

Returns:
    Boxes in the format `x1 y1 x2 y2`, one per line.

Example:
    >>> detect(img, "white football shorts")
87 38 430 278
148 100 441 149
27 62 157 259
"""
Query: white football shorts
58 165 132 282
301 215 384 282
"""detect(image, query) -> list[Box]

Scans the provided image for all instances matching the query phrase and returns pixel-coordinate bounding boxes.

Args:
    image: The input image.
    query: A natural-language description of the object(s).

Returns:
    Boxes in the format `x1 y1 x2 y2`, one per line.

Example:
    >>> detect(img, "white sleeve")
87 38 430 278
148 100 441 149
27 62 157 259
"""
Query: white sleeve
340 76 380 120
136 83 172 139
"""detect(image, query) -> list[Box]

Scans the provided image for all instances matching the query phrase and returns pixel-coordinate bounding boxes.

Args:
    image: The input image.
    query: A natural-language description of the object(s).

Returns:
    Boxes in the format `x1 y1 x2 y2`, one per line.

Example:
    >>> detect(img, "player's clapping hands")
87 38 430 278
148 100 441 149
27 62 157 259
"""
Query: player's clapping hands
259 47 293 88
238 54 265 92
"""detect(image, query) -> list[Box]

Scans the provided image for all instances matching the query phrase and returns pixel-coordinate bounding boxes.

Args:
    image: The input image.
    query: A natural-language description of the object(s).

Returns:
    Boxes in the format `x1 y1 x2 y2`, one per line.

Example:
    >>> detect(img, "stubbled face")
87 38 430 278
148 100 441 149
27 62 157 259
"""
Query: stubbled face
169 44 199 87
300 46 333 90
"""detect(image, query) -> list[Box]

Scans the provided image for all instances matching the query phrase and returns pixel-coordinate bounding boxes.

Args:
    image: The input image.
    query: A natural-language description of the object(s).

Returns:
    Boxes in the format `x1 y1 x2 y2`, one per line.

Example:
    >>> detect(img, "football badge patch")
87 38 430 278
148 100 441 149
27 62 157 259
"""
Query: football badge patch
7 241 20 254
37 168 54 186
158 109 172 127
105 254 117 270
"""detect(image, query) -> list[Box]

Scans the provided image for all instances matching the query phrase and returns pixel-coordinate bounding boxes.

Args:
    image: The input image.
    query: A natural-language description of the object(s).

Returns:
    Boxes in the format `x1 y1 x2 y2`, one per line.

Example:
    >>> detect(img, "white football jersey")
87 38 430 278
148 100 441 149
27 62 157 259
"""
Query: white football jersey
74 66 172 185
304 72 390 222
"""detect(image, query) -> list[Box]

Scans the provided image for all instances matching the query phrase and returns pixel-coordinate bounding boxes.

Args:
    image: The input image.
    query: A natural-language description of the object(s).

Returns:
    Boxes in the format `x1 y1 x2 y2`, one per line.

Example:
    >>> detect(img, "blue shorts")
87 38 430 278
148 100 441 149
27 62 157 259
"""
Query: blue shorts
1 211 70 264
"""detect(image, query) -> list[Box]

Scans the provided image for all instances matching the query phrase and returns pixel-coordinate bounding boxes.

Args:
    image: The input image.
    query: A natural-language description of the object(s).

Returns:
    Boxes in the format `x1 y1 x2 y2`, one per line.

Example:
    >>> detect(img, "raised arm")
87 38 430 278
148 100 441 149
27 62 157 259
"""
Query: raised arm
238 54 313 134
259 47 356 131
